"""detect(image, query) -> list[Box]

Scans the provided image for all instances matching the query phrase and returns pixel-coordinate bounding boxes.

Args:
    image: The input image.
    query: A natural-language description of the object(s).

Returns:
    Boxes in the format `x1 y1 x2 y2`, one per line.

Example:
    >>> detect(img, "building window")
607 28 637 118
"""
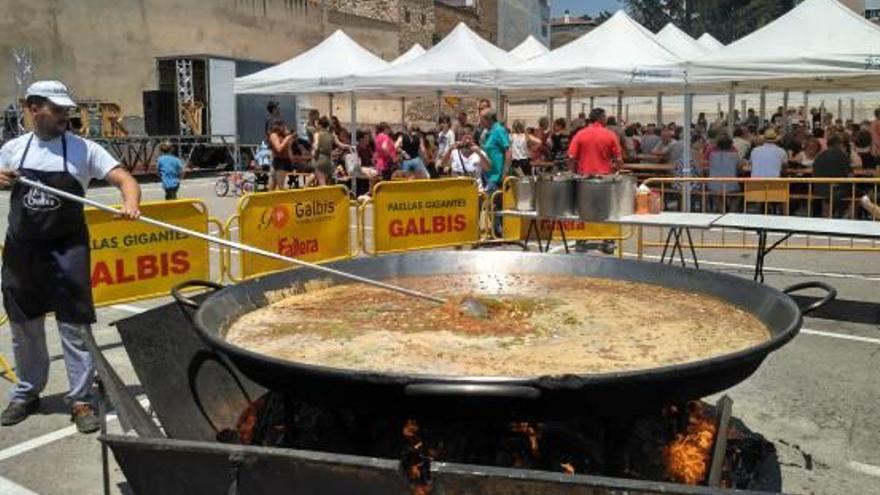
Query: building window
421 14 426 26
404 8 411 23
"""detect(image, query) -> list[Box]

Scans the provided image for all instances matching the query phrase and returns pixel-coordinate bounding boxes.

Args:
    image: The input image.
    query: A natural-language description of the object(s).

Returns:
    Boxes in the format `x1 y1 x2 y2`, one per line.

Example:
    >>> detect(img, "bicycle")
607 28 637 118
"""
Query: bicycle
215 171 256 197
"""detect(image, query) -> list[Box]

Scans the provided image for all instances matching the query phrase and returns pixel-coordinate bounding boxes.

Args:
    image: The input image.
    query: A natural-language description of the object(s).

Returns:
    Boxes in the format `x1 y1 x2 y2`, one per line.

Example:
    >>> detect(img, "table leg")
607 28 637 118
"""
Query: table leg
558 221 570 254
754 230 767 283
684 228 700 270
660 228 676 263
672 228 687 268
543 220 556 253
523 219 537 251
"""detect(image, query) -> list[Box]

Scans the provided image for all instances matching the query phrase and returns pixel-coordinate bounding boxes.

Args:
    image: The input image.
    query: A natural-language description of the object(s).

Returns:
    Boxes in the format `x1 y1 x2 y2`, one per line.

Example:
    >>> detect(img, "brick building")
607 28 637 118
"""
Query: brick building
325 0 435 51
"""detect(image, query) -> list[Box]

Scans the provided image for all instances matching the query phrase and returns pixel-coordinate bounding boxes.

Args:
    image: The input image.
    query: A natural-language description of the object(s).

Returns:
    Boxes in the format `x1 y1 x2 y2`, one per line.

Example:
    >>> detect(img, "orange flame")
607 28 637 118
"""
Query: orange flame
235 396 267 445
561 462 576 475
663 403 718 485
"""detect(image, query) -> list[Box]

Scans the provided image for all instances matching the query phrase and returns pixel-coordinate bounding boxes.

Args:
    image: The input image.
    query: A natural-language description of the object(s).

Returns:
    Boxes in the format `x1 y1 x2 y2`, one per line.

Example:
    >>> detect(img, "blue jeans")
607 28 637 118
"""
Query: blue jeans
401 157 429 177
8 317 95 405
485 181 503 237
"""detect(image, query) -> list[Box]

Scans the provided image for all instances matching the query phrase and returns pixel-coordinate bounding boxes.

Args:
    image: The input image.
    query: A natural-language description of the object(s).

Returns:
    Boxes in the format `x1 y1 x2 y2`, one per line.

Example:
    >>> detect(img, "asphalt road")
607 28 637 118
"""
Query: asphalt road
0 177 878 494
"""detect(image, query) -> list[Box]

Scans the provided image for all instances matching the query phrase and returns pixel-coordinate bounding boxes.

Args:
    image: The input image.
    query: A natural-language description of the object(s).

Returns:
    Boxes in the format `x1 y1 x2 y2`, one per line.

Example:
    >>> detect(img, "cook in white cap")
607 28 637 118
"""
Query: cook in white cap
0 81 141 433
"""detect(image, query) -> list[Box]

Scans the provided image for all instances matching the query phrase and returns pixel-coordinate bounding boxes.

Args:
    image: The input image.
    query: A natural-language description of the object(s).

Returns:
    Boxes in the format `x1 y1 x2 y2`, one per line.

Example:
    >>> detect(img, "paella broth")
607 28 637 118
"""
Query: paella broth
225 274 771 377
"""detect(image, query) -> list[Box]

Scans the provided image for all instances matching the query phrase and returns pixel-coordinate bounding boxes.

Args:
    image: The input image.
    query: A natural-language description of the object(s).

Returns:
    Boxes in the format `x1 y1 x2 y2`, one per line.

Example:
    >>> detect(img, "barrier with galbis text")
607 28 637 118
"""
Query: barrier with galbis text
371 178 480 254
87 199 211 306
237 186 351 278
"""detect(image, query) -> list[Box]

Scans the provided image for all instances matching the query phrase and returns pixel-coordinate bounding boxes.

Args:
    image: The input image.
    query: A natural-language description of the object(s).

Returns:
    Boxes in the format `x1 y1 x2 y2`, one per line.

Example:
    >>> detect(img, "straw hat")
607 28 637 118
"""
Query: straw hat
762 129 779 142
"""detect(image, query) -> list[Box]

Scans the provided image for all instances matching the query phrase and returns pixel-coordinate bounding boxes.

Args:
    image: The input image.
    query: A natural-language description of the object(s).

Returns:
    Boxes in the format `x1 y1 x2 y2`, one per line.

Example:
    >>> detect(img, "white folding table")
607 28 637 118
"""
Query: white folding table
713 214 880 282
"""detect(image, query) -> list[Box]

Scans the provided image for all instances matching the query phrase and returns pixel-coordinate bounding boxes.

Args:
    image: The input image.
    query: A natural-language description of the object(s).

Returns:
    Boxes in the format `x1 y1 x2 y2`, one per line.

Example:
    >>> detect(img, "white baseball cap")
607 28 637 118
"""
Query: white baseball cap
25 80 77 108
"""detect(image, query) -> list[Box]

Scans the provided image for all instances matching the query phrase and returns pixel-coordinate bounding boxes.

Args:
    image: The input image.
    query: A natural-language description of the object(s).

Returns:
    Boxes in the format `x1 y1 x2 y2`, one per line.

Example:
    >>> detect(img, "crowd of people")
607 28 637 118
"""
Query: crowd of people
256 98 880 218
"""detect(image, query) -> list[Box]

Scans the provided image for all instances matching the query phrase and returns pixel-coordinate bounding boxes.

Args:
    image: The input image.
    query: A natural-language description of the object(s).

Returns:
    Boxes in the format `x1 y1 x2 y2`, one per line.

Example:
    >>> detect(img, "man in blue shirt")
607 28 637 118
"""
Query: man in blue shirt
156 141 185 200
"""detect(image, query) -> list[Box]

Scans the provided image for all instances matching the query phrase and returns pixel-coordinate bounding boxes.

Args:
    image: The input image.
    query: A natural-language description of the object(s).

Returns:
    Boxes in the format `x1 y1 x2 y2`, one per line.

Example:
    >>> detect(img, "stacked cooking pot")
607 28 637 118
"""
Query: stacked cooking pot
515 174 637 221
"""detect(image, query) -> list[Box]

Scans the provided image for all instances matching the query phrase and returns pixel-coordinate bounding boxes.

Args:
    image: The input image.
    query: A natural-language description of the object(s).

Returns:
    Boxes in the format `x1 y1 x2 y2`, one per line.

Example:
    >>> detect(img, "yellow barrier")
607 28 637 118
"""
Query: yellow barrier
499 177 630 253
236 186 352 279
87 199 212 307
0 312 16 384
368 178 480 254
641 176 880 253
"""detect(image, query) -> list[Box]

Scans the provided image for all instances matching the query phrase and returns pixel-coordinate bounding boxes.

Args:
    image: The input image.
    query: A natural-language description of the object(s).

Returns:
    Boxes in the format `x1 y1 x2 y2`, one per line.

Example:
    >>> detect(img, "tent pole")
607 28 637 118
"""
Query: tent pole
683 90 694 213
616 90 623 122
589 96 595 111
803 91 810 129
349 91 357 198
400 97 406 130
328 93 334 118
759 87 767 127
782 90 790 130
565 89 573 123
437 91 443 122
656 92 664 126
837 98 843 123
850 97 855 123
625 104 630 123
741 99 747 124
727 83 736 129
548 97 555 122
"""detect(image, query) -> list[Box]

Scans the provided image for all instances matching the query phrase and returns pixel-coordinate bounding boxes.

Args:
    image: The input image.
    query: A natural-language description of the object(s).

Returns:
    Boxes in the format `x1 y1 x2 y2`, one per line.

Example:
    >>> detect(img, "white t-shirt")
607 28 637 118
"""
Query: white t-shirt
510 133 529 161
436 129 456 165
0 132 119 190
749 143 787 178
450 149 485 191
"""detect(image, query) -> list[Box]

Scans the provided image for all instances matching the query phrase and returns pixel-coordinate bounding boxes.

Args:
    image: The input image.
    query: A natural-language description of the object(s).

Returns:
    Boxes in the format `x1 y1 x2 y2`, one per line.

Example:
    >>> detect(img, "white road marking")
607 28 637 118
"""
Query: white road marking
109 304 147 314
0 398 150 463
848 461 880 478
0 476 40 495
801 329 880 346
626 253 880 282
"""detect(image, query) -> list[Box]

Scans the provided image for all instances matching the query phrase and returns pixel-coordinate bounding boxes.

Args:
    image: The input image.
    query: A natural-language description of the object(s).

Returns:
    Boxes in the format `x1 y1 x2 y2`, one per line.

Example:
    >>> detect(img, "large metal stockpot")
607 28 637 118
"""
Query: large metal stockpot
535 174 575 217
514 177 536 211
173 251 834 420
576 175 638 221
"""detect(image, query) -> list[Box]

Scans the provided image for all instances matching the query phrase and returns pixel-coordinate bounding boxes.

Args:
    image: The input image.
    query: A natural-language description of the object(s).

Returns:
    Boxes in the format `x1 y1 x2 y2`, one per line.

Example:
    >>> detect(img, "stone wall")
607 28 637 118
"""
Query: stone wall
325 0 434 52
434 1 483 42
0 0 397 117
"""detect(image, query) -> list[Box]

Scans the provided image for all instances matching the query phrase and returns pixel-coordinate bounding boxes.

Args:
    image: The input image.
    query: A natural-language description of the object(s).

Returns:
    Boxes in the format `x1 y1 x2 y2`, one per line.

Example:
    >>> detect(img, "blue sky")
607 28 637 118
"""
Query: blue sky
551 0 622 16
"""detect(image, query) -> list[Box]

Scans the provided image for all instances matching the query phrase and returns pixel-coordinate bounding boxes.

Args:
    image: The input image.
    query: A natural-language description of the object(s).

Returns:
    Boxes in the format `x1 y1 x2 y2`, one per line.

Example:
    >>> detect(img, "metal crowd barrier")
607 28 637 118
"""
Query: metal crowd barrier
641 177 880 252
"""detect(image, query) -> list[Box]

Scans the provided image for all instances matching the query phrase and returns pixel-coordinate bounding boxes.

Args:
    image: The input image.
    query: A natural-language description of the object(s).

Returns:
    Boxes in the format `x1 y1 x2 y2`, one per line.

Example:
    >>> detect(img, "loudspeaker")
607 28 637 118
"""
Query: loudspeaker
143 90 176 136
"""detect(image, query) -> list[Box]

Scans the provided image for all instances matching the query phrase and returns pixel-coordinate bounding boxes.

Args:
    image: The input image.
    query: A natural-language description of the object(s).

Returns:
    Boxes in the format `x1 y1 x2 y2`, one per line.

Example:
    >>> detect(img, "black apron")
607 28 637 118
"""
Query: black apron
2 133 95 324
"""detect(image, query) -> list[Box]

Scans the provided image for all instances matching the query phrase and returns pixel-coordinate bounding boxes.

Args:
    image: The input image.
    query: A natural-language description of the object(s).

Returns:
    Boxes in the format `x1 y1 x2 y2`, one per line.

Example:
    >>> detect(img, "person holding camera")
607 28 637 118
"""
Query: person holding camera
441 133 490 192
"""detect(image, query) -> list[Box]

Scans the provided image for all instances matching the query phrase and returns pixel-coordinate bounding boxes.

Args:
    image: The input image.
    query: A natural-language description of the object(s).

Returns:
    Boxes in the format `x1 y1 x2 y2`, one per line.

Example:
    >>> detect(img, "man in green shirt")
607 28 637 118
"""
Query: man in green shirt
481 111 510 194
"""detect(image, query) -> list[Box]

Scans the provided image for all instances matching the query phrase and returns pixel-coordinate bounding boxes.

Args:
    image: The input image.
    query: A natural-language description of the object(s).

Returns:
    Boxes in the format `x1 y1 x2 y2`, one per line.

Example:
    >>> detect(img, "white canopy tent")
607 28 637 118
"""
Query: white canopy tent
234 30 390 95
685 0 880 92
656 23 710 61
499 11 685 97
509 35 550 60
351 22 520 97
697 33 725 51
392 44 426 66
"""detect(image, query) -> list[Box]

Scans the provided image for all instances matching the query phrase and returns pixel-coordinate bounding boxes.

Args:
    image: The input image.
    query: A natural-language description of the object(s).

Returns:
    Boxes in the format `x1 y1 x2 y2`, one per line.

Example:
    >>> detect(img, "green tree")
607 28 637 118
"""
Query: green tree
622 0 798 43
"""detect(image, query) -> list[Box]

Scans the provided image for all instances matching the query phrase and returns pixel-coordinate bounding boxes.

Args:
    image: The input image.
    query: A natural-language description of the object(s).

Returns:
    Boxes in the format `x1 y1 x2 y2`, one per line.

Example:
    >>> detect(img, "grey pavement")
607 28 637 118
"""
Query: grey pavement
0 178 878 494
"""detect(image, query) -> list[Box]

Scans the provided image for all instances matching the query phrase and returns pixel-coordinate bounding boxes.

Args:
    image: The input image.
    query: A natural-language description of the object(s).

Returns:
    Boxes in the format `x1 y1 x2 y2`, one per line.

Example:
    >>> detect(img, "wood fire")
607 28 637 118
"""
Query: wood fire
663 403 718 485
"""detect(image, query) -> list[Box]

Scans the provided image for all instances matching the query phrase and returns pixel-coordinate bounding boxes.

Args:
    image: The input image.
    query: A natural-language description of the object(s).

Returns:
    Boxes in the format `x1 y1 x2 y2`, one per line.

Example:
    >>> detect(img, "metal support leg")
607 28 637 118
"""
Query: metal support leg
684 228 700 270
559 221 570 254
523 219 540 252
543 221 556 253
660 228 676 263
755 231 792 283
671 228 686 268
97 377 111 495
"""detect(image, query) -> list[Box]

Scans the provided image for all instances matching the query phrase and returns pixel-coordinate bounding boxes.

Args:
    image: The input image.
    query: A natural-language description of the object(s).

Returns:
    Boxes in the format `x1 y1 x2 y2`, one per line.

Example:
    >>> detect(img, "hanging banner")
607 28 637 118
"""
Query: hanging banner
87 200 210 306
372 178 480 253
238 186 351 278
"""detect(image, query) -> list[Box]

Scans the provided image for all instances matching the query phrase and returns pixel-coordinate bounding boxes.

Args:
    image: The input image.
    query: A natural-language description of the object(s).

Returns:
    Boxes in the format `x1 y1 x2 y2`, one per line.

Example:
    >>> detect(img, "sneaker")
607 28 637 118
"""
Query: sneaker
1 398 40 426
71 402 101 434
